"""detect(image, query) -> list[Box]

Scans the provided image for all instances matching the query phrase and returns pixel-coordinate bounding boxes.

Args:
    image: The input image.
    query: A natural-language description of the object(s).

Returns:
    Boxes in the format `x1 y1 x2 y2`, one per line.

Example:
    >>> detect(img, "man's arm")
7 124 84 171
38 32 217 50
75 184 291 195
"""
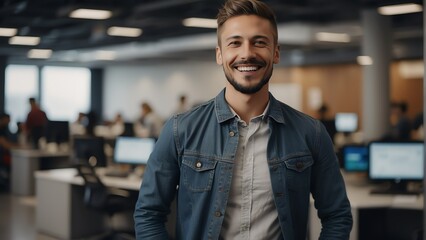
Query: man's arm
134 118 180 239
310 121 353 239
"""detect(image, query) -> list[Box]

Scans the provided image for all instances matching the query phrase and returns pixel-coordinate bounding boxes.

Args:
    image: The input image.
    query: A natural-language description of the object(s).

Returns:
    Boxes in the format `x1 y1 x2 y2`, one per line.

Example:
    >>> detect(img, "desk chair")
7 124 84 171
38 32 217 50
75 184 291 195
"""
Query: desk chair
75 163 135 240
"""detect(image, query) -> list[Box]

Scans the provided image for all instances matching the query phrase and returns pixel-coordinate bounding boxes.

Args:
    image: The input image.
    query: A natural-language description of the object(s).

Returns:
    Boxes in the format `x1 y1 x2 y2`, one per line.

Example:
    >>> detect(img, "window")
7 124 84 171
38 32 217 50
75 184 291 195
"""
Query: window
5 65 39 132
41 66 91 121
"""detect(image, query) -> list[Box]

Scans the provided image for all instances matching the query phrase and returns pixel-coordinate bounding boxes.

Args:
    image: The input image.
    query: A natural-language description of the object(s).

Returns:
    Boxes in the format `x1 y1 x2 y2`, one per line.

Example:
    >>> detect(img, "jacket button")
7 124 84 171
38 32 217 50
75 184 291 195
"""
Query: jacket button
296 162 304 170
229 131 235 137
195 161 202 168
214 211 222 217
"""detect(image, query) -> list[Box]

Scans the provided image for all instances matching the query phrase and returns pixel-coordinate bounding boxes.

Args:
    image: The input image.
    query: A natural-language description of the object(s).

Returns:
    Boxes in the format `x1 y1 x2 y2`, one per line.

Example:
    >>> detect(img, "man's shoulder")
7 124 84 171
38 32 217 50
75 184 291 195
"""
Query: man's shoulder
272 98 318 125
175 98 215 119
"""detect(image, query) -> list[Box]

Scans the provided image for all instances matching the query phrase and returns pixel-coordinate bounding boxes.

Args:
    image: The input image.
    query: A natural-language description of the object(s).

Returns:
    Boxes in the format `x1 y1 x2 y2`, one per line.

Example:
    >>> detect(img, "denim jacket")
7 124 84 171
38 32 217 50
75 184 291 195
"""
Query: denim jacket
134 89 352 240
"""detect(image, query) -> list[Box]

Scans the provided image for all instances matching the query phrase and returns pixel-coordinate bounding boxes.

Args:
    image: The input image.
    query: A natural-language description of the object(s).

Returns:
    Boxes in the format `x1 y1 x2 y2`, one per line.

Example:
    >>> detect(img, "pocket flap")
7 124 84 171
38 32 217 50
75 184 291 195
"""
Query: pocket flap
284 155 314 172
182 156 217 172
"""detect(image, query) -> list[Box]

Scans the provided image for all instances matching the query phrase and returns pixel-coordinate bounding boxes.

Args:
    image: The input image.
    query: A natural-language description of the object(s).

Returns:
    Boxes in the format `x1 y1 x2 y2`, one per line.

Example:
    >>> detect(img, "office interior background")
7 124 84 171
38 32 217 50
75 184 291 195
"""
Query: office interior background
0 0 424 239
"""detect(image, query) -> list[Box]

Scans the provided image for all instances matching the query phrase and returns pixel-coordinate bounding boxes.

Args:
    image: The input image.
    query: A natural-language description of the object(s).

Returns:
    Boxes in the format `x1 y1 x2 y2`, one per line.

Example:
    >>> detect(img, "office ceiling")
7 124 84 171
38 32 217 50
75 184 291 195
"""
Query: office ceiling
0 0 423 66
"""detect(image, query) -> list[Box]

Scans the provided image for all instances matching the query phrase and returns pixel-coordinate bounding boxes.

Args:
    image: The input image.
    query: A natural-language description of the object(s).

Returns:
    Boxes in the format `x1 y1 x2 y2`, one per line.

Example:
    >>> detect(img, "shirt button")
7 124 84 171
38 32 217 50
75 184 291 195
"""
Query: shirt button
214 211 222 217
229 131 235 137
195 161 202 168
296 162 304 170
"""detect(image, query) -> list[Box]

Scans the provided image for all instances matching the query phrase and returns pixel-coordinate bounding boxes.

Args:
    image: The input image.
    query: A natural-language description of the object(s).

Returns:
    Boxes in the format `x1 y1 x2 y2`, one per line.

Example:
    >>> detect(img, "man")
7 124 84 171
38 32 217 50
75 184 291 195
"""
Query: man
25 97 48 149
134 0 352 239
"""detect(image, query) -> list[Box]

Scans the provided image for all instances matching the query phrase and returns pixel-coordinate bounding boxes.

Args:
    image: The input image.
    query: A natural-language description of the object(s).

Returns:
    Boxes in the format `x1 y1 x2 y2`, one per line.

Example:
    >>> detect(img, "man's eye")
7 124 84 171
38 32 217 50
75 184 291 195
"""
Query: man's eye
254 41 267 47
228 41 240 47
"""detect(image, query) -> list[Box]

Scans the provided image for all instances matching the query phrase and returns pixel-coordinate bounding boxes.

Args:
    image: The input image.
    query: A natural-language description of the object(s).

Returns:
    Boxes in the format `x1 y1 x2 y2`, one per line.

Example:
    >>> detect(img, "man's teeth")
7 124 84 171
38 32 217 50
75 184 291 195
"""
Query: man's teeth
237 66 258 72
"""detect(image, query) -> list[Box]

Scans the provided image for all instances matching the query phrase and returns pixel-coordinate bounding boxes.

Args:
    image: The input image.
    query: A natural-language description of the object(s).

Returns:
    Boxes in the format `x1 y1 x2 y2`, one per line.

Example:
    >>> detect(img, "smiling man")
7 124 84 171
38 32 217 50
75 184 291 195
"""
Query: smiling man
134 0 352 239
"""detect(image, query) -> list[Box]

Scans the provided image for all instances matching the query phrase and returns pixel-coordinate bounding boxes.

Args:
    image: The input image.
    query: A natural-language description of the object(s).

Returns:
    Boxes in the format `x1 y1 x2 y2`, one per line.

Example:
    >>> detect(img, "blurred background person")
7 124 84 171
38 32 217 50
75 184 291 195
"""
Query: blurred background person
316 104 337 143
174 94 189 114
25 97 48 149
411 112 423 140
0 112 19 191
389 101 411 141
109 113 125 137
134 102 163 139
70 112 87 136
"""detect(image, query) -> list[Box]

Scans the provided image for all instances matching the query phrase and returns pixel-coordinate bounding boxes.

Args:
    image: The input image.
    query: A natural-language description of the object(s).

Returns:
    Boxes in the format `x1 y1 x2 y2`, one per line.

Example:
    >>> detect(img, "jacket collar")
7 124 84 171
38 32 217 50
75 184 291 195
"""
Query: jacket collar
214 88 286 124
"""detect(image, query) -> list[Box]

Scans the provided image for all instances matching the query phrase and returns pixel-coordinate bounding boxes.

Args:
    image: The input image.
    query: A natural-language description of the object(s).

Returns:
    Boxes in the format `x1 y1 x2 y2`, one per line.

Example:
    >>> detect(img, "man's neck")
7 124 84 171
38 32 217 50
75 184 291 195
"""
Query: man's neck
225 86 269 123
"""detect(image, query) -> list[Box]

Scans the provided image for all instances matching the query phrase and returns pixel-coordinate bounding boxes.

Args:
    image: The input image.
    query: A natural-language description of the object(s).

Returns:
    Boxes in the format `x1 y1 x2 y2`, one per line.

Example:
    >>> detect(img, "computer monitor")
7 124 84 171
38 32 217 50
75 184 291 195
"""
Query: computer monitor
368 141 424 194
335 113 358 133
72 136 107 167
113 136 155 165
342 145 368 172
44 120 70 144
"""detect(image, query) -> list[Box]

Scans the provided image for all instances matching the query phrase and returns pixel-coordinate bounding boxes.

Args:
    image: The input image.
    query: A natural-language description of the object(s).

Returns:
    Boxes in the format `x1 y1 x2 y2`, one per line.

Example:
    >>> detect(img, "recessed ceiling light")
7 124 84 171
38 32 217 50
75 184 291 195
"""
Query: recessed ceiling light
182 18 217 29
315 32 351 43
28 49 52 59
378 3 422 15
69 8 112 20
107 26 142 37
9 36 40 46
0 27 17 37
357 56 373 65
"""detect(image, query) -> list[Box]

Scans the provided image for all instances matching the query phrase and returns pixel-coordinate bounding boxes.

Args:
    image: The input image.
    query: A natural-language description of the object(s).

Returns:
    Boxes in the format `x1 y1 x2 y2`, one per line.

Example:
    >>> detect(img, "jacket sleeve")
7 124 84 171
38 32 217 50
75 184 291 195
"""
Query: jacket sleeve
134 117 180 239
310 121 353 239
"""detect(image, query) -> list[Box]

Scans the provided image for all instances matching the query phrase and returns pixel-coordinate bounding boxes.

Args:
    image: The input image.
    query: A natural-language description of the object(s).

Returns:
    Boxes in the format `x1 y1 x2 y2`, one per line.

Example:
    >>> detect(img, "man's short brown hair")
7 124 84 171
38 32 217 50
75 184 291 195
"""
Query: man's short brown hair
216 0 278 44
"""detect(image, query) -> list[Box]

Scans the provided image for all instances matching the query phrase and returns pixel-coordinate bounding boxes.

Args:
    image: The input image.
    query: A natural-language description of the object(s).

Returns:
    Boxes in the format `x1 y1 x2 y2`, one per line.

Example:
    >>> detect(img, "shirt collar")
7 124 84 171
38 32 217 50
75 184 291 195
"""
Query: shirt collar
214 88 286 124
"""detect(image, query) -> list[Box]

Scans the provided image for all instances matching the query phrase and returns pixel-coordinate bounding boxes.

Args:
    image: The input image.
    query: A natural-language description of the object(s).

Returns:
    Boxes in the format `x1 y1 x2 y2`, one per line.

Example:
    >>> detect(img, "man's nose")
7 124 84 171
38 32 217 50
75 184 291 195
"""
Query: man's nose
240 42 256 60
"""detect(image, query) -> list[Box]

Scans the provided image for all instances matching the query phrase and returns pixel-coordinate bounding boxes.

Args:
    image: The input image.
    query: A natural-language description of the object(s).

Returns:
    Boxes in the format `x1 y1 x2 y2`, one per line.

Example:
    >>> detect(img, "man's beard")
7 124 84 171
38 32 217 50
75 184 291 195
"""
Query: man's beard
224 66 273 94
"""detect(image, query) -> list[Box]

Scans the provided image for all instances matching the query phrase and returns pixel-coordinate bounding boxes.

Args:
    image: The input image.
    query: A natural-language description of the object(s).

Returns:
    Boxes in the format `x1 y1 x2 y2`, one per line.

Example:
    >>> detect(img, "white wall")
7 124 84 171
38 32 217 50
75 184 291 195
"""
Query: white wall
103 61 226 122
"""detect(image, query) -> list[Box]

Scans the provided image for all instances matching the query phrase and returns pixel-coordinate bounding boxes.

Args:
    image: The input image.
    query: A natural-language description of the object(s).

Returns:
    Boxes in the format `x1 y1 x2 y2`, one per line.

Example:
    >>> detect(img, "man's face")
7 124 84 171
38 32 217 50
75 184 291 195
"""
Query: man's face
216 14 280 94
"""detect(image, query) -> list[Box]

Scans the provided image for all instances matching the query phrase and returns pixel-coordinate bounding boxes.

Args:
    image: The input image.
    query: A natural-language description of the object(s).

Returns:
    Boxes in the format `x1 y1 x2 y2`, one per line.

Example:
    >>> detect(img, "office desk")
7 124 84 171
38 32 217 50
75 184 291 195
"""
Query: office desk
35 168 142 240
11 149 70 195
309 177 423 240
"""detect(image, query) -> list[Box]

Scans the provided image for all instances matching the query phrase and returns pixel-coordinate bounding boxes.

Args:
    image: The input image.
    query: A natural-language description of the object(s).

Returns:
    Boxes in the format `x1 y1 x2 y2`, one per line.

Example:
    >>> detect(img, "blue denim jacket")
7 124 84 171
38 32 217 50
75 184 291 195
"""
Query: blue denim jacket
134 89 352 240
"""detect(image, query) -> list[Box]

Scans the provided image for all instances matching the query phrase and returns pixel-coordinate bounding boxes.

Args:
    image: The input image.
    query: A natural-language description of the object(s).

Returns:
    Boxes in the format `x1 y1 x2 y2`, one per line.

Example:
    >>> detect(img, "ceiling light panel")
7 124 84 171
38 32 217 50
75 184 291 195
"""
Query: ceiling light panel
182 18 217 29
315 32 351 43
28 49 52 59
70 9 112 20
0 27 17 37
357 56 373 65
107 27 142 37
9 36 40 45
378 3 423 15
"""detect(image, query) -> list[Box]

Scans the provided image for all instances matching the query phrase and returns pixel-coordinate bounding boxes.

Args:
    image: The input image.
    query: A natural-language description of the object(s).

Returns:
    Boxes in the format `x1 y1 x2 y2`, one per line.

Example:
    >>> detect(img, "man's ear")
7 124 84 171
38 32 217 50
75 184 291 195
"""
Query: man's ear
273 45 280 64
216 46 223 65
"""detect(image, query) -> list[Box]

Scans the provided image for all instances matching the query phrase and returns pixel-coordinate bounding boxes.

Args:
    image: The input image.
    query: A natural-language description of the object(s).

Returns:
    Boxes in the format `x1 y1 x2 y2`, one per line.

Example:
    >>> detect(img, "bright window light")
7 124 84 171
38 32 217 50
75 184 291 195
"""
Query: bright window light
5 65 39 132
0 27 17 37
70 8 112 20
378 3 423 15
28 49 52 59
182 18 217 29
315 32 351 43
107 26 142 37
41 66 91 121
357 56 373 65
9 36 40 45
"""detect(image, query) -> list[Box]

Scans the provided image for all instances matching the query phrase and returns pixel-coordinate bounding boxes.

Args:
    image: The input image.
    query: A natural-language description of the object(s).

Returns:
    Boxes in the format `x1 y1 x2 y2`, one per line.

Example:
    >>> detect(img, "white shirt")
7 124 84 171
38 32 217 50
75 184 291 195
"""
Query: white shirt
220 104 281 240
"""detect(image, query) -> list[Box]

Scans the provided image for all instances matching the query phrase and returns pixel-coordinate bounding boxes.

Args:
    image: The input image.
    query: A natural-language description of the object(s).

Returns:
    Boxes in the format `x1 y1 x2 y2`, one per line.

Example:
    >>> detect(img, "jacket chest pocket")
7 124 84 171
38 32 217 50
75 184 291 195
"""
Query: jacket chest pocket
181 156 217 192
284 155 314 191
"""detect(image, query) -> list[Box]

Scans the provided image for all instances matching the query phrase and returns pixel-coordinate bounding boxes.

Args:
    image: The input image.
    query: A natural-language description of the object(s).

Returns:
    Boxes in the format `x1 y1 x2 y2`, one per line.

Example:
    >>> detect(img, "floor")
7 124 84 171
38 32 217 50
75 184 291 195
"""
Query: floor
0 190 58 240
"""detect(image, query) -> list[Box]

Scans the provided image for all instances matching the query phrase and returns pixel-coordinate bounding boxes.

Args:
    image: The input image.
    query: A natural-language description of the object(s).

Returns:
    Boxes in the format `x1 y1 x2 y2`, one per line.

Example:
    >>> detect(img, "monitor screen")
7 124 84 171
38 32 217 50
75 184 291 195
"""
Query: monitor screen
369 141 424 181
342 145 368 172
335 113 358 133
113 137 155 165
45 120 70 144
72 136 106 167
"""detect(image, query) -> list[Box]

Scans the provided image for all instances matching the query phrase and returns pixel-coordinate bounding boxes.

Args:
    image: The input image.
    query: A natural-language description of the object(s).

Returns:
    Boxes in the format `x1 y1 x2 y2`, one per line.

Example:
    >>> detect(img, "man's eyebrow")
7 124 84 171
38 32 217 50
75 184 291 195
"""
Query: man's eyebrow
224 35 242 41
